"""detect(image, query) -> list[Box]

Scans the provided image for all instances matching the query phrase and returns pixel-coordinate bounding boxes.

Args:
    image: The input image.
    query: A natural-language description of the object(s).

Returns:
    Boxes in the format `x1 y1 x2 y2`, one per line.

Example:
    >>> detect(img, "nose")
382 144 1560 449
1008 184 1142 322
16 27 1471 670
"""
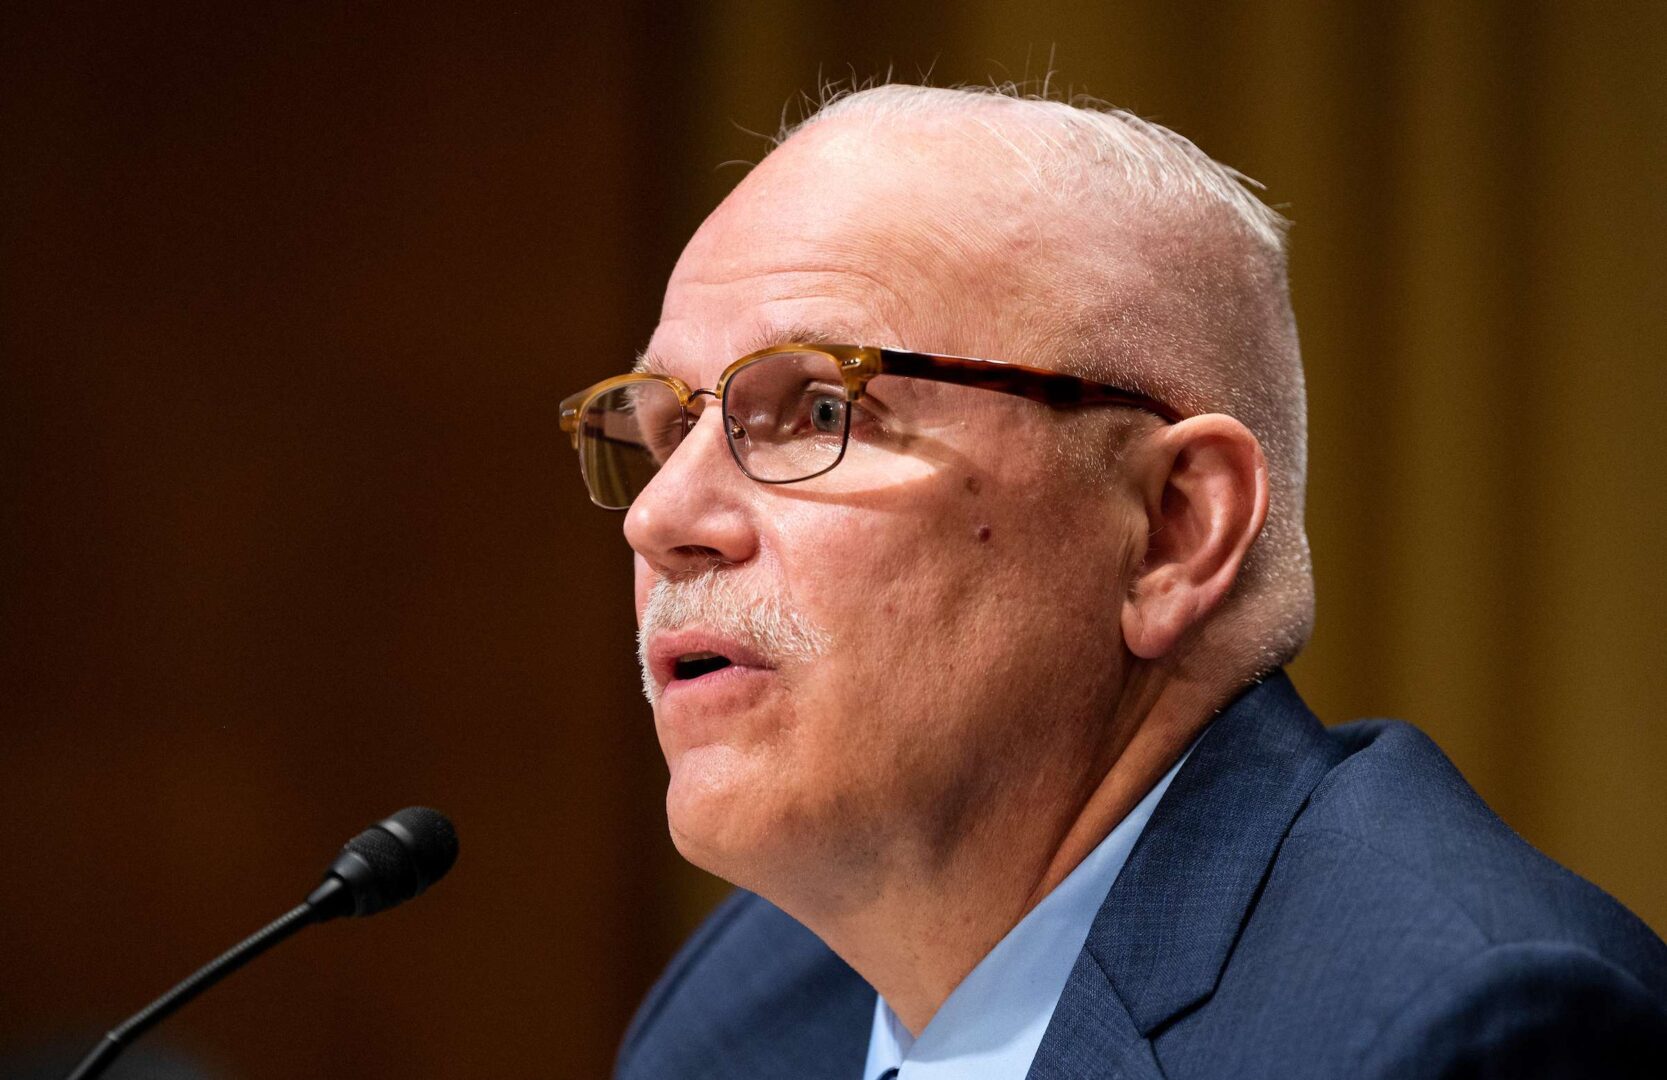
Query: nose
623 403 758 574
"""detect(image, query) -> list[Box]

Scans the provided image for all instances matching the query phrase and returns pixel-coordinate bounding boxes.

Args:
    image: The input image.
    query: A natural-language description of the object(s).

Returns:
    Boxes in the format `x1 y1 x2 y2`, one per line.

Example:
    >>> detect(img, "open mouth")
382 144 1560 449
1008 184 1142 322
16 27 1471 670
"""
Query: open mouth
673 651 734 680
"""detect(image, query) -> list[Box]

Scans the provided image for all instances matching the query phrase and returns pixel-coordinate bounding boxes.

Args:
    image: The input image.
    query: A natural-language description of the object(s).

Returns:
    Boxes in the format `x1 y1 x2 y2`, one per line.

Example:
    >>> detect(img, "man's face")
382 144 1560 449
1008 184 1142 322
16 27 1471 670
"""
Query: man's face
624 122 1146 902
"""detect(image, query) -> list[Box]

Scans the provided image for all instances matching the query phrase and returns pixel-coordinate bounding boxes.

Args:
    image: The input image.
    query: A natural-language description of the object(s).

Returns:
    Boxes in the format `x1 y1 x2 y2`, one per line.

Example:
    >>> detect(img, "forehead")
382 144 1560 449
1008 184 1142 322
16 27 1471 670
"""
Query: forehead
642 120 1083 383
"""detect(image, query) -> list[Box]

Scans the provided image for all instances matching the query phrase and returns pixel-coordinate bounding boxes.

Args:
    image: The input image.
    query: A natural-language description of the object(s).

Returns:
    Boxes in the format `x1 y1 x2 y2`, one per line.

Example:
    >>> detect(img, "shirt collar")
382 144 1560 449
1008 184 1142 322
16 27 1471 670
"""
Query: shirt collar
863 744 1195 1080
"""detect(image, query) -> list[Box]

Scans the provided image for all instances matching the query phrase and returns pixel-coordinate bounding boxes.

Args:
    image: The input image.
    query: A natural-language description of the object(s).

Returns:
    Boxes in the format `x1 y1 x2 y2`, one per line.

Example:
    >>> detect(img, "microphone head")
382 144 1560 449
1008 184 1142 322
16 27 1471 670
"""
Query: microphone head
371 806 459 890
309 806 459 919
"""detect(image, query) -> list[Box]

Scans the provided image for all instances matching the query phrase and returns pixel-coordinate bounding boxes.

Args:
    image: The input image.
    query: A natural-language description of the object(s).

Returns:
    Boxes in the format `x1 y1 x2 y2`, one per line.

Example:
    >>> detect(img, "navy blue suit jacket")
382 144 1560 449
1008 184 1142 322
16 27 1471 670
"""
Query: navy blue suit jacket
618 672 1667 1078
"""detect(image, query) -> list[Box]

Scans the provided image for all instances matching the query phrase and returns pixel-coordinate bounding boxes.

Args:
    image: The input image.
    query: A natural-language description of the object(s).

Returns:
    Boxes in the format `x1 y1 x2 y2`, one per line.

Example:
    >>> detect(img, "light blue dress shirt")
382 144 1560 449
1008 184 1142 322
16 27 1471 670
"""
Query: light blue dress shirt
862 746 1193 1080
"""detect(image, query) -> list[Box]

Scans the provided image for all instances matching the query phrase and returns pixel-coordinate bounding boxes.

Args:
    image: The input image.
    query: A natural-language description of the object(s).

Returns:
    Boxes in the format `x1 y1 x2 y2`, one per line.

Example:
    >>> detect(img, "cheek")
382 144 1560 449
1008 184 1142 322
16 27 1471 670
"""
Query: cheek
779 497 1004 716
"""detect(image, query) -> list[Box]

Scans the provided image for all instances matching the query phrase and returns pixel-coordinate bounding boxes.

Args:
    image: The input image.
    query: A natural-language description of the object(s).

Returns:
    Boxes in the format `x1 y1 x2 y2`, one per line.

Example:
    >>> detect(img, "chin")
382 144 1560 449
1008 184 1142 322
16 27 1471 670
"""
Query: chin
663 743 792 884
667 743 871 904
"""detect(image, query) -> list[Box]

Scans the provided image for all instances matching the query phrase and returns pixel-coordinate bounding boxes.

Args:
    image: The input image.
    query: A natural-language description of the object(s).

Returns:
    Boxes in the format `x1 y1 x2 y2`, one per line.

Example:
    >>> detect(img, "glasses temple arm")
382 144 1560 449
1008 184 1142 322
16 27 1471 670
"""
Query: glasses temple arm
875 350 1183 422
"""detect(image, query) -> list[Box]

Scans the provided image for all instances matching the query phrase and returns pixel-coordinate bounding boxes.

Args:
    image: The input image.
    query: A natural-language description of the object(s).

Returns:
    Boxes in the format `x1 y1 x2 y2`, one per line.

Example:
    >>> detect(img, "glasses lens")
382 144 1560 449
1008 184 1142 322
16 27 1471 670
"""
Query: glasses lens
579 379 684 508
724 350 851 482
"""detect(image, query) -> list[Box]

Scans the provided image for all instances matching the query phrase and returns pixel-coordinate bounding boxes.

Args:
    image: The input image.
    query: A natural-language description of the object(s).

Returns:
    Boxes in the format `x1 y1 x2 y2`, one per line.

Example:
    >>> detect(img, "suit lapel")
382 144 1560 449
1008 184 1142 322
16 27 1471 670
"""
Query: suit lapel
1027 946 1166 1080
1031 672 1343 1074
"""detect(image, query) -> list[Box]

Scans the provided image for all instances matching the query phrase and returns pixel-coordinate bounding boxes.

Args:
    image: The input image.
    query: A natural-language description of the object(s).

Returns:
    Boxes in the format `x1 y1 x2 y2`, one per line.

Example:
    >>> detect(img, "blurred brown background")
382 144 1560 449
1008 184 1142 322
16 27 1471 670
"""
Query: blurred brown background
2 1 1663 1077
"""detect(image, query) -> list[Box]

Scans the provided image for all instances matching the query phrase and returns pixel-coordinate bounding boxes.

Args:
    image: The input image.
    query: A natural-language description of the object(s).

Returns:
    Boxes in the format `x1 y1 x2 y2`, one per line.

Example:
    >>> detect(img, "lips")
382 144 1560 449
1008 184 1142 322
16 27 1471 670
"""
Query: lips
672 651 733 680
647 629 775 695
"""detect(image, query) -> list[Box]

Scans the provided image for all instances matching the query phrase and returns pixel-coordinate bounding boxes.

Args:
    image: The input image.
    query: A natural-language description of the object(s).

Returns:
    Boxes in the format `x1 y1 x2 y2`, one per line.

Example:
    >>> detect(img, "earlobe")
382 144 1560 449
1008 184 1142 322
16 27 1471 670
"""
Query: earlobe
1120 415 1270 660
1122 566 1200 659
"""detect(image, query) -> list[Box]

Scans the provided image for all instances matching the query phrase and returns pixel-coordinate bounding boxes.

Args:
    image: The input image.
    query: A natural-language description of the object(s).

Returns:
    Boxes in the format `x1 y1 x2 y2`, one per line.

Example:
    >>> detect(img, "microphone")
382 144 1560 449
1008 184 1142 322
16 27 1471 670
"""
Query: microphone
65 806 459 1080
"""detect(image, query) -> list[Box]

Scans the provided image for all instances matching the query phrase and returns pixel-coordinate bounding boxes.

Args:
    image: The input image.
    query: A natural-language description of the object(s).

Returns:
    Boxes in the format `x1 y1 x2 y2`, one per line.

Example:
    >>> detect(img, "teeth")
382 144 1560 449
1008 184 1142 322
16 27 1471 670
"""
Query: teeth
679 651 723 662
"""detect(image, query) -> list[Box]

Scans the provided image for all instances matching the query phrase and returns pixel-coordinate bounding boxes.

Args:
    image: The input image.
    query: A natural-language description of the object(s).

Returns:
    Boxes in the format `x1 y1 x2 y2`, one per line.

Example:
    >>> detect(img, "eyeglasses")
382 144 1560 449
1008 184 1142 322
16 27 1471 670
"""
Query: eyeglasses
559 343 1185 510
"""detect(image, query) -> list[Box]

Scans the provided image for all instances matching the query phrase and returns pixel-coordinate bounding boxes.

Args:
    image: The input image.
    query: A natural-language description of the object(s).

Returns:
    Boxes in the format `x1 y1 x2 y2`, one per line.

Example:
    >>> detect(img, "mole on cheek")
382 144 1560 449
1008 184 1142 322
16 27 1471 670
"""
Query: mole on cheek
976 525 992 543
964 476 982 495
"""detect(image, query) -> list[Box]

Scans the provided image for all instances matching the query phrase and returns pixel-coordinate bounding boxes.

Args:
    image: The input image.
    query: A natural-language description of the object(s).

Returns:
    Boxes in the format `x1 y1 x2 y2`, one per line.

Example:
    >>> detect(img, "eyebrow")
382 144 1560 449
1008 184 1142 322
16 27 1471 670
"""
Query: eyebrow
633 321 866 377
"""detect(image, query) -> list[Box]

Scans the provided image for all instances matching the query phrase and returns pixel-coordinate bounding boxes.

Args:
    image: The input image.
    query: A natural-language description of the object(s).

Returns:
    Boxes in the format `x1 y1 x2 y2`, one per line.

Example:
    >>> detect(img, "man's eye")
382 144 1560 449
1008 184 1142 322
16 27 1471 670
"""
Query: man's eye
808 393 846 433
780 385 888 441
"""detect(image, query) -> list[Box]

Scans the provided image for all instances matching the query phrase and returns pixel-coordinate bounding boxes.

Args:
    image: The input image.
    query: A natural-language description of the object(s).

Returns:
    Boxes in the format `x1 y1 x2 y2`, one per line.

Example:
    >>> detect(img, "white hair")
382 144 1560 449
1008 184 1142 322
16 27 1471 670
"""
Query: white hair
773 82 1315 672
779 82 1289 252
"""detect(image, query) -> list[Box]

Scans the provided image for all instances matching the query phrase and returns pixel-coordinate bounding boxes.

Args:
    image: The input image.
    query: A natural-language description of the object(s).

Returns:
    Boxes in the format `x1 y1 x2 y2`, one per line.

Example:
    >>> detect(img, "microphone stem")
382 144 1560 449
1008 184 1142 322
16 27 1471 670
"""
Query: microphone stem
66 901 320 1080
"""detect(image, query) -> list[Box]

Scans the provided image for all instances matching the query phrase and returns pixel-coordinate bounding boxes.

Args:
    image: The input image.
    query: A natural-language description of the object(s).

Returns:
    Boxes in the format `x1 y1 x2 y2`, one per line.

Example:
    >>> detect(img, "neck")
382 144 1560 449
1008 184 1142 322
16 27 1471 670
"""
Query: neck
772 669 1218 1037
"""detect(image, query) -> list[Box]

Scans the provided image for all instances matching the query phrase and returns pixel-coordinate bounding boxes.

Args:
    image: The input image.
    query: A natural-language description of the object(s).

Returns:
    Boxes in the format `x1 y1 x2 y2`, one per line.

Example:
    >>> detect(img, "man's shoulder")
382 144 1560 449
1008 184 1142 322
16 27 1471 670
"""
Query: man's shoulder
1292 717 1667 977
1151 716 1667 1076
616 890 870 1080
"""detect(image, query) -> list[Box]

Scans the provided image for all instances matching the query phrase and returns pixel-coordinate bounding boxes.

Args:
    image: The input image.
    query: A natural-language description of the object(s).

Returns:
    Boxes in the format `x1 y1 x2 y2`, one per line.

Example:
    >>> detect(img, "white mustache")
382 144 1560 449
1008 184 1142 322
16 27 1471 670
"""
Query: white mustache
637 569 832 705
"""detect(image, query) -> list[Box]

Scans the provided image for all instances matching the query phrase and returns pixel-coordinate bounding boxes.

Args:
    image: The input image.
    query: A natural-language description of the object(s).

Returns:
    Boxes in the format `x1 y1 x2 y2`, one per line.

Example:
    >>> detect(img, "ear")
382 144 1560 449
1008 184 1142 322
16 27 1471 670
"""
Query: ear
1120 414 1270 660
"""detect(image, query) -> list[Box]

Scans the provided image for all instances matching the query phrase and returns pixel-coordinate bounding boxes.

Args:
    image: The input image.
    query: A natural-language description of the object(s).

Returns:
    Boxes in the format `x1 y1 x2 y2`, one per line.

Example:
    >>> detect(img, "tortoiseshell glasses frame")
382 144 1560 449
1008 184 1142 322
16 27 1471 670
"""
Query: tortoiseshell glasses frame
559 342 1187 510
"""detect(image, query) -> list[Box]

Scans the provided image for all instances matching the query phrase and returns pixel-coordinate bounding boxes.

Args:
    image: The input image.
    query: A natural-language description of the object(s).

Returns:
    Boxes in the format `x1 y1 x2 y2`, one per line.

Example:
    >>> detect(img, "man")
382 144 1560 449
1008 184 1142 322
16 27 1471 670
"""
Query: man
560 84 1667 1078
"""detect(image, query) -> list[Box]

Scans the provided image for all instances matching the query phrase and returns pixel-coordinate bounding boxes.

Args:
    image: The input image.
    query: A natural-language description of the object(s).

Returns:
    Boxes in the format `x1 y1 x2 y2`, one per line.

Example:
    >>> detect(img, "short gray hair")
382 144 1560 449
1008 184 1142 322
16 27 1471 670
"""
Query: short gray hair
779 82 1289 250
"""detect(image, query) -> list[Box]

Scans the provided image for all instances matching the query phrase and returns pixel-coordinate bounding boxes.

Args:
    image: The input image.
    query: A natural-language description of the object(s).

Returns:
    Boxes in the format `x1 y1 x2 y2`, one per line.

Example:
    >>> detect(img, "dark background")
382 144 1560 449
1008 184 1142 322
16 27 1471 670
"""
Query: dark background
3 2 1663 1077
